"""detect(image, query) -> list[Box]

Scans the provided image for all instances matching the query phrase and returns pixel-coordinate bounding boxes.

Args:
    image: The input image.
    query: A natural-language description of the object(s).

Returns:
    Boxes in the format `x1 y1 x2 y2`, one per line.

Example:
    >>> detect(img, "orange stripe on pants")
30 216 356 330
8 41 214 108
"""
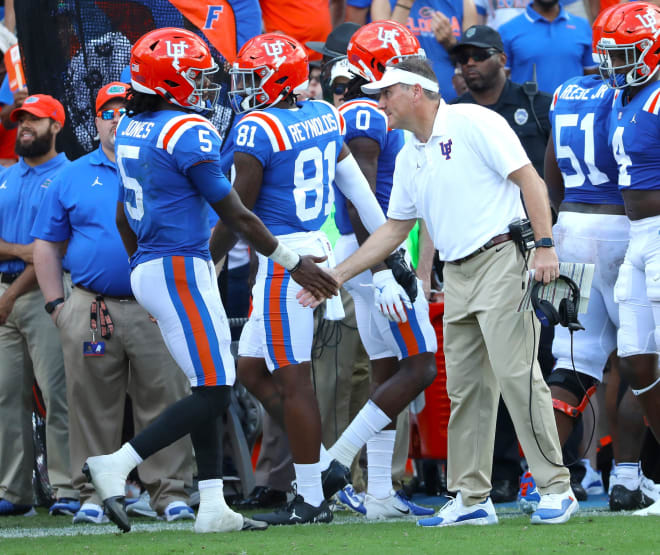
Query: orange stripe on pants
268 264 292 367
172 257 216 385
397 315 420 357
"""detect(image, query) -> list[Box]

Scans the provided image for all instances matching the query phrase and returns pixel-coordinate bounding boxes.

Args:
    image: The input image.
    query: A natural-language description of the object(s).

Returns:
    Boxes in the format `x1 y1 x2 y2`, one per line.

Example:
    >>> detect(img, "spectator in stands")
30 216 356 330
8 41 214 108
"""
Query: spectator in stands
31 82 195 525
0 94 76 517
499 0 597 94
388 0 479 102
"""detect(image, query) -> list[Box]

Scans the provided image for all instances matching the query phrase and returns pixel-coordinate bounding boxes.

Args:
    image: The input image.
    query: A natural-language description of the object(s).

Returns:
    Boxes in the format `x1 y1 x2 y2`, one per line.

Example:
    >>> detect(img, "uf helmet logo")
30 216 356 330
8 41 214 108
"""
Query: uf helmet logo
165 40 190 69
378 27 400 50
636 8 660 38
264 40 286 67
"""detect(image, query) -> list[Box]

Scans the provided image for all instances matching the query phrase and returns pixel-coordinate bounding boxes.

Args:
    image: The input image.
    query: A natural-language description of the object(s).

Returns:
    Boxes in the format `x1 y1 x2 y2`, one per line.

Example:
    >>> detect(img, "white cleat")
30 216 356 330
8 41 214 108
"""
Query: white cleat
364 490 414 520
83 455 126 500
194 507 266 532
530 489 578 525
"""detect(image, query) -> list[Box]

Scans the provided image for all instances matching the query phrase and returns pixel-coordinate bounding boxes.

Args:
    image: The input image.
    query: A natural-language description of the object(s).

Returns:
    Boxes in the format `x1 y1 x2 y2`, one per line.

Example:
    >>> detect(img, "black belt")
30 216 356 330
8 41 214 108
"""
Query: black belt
559 202 626 216
448 233 513 265
0 272 20 284
74 283 135 301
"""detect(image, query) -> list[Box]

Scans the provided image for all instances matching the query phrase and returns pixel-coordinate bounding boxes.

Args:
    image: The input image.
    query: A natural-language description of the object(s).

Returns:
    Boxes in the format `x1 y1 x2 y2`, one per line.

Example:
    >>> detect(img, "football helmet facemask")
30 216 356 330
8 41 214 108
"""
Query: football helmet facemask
594 2 660 89
130 27 220 112
229 33 309 114
347 20 425 82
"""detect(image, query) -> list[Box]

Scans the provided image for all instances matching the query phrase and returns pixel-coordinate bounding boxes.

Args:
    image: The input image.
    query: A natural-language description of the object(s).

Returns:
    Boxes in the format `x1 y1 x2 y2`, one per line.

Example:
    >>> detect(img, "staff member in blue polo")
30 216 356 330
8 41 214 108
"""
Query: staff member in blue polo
0 94 77 516
32 82 195 525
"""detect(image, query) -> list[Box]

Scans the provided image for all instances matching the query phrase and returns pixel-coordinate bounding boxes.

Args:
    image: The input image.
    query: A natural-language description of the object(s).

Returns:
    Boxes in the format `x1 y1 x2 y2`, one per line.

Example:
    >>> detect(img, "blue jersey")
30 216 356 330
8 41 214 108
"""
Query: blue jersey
549 76 622 205
231 100 345 235
334 98 404 235
608 81 660 192
115 110 231 268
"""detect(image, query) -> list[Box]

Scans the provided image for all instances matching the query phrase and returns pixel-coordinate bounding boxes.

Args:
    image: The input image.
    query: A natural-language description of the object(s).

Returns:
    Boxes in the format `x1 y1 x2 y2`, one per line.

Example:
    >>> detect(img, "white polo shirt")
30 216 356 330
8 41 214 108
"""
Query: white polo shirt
387 100 530 262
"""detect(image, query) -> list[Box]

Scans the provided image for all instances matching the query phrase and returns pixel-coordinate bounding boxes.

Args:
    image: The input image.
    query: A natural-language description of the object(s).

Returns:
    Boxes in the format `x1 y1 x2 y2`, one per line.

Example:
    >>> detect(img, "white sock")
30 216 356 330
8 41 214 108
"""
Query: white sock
367 430 395 499
294 462 323 507
615 462 640 490
319 443 332 472
198 479 227 512
111 443 142 477
329 400 392 468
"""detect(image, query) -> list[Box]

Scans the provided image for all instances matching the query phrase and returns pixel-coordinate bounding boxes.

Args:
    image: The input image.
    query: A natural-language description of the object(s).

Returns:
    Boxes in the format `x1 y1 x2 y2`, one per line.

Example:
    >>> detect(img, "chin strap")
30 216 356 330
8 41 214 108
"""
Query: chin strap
552 385 597 418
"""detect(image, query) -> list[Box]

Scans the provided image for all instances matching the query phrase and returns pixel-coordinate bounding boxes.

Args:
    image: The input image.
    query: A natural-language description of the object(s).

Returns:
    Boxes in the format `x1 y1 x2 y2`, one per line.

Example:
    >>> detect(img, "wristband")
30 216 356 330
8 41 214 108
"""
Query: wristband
269 242 301 272
45 297 65 314
396 3 413 8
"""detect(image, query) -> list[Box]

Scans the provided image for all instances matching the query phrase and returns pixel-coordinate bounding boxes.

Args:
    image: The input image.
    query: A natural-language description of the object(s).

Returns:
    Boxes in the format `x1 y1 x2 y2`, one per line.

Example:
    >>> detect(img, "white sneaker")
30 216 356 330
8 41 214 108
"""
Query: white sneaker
530 489 578 524
73 503 110 524
364 490 414 520
194 507 244 533
581 463 604 496
633 497 660 516
162 500 195 522
126 492 157 518
83 455 127 500
416 492 498 528
640 474 660 503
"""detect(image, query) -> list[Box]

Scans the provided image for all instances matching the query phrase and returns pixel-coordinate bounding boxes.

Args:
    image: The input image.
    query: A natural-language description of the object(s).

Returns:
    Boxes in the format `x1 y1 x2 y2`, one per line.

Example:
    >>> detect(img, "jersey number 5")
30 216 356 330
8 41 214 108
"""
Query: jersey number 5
117 144 144 221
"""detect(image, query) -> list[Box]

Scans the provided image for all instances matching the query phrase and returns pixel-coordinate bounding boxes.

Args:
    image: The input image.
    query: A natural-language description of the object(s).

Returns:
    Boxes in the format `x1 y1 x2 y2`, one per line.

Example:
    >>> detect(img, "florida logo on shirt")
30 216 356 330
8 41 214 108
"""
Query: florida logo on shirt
41 178 52 189
439 139 452 160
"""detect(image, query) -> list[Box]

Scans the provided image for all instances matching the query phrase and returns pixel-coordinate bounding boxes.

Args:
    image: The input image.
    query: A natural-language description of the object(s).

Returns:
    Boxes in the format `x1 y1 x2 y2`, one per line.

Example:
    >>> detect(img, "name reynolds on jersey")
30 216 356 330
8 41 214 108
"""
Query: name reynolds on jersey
121 119 155 139
287 113 339 144
559 84 609 101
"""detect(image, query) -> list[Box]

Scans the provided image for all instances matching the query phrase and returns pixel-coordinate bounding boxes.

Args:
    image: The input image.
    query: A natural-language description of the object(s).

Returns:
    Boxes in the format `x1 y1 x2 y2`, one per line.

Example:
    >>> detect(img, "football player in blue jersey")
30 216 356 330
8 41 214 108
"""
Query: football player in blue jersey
325 21 439 519
210 32 407 525
82 27 339 534
541 74 628 507
594 3 660 482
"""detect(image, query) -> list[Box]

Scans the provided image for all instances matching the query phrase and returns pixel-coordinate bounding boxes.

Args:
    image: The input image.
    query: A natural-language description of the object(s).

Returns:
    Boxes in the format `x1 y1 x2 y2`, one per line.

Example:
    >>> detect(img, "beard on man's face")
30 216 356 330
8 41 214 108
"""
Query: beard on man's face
15 126 54 158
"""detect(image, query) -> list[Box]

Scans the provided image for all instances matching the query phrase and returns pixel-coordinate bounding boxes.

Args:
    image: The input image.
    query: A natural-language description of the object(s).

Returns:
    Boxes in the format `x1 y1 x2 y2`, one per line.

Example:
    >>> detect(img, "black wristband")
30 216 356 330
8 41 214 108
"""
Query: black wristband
289 256 302 274
396 3 413 9
44 297 65 314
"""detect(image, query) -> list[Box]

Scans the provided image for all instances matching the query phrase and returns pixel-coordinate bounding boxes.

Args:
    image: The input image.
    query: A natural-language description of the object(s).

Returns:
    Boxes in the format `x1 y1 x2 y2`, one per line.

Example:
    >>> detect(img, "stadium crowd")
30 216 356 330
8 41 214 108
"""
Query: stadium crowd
0 0 659 533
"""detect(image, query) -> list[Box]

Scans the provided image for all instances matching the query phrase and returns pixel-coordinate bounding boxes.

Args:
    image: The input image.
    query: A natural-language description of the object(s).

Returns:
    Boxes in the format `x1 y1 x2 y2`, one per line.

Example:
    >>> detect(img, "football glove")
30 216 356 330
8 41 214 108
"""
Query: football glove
372 269 412 323
385 249 418 303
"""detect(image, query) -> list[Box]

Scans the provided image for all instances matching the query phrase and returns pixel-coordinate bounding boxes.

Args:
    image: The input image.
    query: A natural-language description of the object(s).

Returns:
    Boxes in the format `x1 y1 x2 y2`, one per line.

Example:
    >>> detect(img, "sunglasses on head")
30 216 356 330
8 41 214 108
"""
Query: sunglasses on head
332 82 349 96
455 48 499 65
97 107 126 120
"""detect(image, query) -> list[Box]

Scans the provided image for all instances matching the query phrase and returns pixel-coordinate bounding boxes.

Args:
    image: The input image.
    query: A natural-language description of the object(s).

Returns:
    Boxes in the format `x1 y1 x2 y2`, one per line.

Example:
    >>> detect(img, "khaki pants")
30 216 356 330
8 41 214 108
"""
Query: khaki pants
0 284 75 504
56 287 193 512
443 242 569 505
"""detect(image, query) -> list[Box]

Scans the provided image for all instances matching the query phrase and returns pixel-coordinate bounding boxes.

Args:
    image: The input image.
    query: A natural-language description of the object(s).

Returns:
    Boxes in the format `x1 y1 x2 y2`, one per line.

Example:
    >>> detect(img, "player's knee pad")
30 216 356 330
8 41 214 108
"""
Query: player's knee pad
547 368 598 418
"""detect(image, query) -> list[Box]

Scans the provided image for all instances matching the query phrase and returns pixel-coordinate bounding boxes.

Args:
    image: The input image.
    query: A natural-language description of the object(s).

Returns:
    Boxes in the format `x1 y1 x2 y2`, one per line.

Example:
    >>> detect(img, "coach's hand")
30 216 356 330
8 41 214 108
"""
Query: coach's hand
532 247 559 284
290 255 339 301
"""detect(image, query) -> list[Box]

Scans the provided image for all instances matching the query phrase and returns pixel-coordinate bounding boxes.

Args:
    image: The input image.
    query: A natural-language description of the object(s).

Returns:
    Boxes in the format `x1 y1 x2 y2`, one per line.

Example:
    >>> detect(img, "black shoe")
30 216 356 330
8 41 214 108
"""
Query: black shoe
571 480 588 502
321 460 350 500
490 480 518 503
609 485 644 511
235 486 287 510
253 495 333 525
241 517 269 531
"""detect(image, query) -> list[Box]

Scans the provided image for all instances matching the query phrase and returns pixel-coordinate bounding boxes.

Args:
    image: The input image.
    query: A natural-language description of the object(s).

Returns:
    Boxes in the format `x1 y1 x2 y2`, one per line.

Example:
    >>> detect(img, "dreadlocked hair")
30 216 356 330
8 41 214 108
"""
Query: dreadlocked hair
343 75 370 102
125 87 164 116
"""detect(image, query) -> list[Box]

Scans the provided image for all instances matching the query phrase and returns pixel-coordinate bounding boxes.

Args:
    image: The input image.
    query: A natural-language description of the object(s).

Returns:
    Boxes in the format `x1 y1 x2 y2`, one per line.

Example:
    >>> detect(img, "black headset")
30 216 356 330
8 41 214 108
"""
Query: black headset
530 275 584 332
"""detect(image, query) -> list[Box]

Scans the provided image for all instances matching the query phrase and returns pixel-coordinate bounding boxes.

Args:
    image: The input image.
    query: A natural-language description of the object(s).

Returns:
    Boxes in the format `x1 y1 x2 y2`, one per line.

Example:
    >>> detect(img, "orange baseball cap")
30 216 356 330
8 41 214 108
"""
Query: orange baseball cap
10 94 66 126
95 81 128 112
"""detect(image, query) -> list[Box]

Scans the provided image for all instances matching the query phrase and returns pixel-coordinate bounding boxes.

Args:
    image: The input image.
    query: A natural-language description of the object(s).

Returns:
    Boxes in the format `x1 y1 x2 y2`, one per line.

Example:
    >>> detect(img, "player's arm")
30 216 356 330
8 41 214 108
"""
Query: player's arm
0 237 33 262
334 143 387 235
115 202 138 258
543 136 564 216
209 152 263 264
202 158 338 300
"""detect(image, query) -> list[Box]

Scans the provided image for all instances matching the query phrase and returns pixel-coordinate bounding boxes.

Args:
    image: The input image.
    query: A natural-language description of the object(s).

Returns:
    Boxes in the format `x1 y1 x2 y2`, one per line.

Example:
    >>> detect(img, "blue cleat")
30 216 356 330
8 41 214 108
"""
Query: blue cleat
162 500 195 522
394 490 434 516
335 484 366 515
0 498 35 516
49 497 81 516
417 492 498 527
73 503 110 524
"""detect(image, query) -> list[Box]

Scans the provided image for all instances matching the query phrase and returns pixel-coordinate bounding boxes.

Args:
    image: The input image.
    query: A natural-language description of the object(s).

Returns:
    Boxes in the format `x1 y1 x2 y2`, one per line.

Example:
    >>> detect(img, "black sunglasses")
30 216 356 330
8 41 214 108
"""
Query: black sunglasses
454 48 499 65
333 82 349 95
